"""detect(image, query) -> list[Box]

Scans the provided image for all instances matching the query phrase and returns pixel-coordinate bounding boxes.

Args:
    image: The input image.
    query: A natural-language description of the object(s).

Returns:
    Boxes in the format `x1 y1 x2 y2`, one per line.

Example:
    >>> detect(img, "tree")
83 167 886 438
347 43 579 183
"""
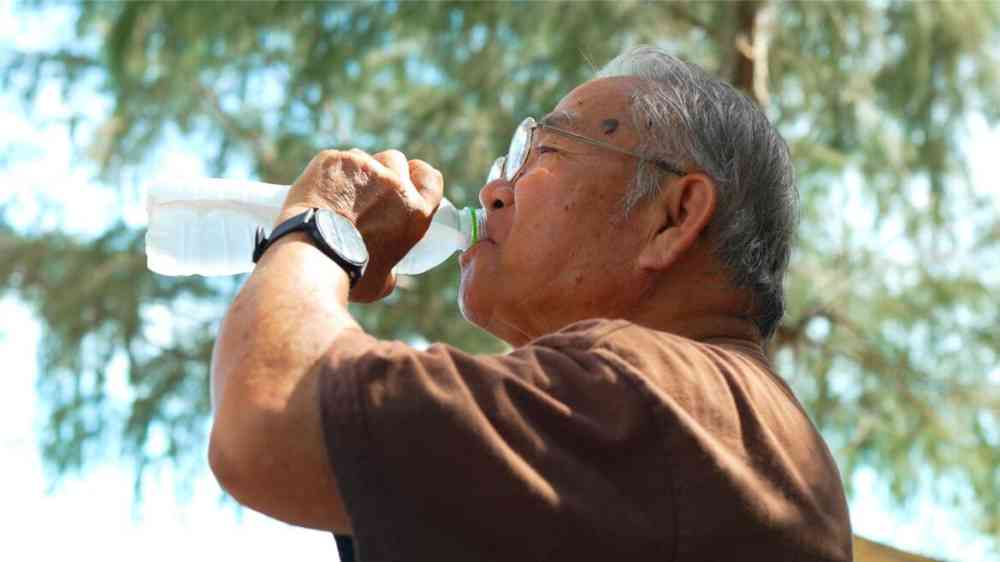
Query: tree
3 0 999 555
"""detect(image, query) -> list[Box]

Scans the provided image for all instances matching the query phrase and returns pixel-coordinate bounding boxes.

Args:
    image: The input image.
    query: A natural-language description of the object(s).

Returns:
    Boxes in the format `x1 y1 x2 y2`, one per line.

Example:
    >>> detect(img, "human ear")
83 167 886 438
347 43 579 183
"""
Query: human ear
638 173 717 271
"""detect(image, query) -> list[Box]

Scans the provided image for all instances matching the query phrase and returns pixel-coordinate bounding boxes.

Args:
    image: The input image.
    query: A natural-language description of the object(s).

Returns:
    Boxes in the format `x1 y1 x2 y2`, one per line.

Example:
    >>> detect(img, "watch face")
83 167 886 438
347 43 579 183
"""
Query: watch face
315 210 368 266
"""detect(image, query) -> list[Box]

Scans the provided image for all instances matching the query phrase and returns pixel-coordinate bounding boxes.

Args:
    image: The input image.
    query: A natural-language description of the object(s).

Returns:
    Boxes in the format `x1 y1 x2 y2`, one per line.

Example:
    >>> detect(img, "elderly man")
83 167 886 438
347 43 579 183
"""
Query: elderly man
209 47 852 561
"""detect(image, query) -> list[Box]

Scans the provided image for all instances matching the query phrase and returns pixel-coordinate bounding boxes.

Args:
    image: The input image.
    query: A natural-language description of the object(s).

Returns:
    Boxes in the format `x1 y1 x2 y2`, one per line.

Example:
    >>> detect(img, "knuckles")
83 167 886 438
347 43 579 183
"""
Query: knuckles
314 148 370 167
315 148 344 165
379 149 407 162
309 148 446 197
409 159 444 184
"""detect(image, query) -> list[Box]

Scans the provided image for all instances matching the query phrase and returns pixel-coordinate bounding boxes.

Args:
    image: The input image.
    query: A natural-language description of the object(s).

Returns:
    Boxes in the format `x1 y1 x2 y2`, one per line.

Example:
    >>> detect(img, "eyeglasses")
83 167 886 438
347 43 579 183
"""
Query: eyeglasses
486 116 686 184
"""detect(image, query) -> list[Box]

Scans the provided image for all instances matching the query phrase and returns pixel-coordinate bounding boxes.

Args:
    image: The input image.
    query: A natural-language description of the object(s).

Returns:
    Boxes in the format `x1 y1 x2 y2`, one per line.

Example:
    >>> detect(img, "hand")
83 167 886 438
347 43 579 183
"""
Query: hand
277 148 444 302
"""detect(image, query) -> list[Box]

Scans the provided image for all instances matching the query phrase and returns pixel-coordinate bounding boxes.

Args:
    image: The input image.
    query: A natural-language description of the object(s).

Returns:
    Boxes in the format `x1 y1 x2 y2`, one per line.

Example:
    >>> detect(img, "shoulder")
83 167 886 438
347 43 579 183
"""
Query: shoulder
317 320 658 448
554 322 851 559
544 319 811 450
537 317 736 360
536 318 747 384
528 318 636 350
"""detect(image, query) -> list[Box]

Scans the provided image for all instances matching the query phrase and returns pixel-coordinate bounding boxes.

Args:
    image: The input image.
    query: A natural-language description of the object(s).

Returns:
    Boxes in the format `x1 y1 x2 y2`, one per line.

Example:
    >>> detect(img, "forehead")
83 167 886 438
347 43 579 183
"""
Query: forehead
545 76 642 139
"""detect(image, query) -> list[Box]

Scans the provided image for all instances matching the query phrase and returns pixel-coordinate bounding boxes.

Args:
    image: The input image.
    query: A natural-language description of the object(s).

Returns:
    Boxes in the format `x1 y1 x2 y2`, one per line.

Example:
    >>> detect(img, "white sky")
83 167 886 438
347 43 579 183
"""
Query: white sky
1 3 998 561
0 295 339 561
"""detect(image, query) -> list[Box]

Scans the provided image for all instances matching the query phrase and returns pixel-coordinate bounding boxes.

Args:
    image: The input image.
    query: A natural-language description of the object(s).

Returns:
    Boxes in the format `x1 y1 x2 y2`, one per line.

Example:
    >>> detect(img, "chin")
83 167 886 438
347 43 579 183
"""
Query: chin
458 273 487 327
458 280 522 346
459 256 534 346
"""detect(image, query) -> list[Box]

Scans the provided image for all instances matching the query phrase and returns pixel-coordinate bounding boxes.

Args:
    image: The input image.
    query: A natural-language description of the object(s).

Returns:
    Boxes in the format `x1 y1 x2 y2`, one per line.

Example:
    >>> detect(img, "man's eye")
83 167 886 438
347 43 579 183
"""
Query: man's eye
537 145 558 155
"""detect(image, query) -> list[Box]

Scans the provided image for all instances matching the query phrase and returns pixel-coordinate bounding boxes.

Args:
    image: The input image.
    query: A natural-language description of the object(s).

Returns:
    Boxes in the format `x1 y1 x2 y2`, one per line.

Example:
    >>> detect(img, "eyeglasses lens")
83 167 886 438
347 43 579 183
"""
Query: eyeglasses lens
487 157 504 183
503 118 533 181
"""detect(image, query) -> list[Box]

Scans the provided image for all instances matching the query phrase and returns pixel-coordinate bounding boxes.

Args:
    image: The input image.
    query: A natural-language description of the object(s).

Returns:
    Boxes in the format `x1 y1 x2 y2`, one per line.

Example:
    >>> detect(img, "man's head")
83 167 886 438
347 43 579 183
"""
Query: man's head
458 47 798 346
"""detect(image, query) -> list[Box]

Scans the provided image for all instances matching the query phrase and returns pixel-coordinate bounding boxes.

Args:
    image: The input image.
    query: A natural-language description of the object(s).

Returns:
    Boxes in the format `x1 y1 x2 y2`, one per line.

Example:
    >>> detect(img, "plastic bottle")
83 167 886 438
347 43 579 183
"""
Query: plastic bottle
145 177 484 277
392 198 483 274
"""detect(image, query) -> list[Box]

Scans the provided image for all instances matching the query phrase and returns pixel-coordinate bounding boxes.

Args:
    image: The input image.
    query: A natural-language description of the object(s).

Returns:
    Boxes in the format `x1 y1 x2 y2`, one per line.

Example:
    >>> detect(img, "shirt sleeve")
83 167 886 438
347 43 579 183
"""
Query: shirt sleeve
317 326 675 562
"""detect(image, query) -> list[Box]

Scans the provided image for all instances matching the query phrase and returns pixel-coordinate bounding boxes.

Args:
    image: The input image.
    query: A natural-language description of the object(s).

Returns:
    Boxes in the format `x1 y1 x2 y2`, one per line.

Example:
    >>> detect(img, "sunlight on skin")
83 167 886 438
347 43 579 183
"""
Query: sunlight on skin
1 3 998 560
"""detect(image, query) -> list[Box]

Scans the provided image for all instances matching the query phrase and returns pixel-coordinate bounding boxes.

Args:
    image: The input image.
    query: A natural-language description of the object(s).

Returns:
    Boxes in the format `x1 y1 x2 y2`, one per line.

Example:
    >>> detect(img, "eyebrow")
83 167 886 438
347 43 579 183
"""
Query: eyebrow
539 110 579 129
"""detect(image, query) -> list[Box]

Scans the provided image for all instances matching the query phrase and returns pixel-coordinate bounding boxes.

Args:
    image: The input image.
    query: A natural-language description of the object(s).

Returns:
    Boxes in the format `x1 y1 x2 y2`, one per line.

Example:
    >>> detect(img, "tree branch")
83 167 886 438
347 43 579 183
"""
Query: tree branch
197 86 280 180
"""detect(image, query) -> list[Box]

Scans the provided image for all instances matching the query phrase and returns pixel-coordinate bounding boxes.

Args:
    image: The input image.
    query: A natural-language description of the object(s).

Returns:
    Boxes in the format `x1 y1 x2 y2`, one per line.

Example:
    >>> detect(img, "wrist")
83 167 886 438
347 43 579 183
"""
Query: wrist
274 204 318 229
257 232 351 297
257 207 367 289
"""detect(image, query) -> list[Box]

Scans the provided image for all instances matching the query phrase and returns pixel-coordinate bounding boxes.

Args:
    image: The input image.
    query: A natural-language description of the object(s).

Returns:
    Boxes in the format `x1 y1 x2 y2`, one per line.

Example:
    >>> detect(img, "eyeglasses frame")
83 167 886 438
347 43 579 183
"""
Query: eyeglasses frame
490 116 687 184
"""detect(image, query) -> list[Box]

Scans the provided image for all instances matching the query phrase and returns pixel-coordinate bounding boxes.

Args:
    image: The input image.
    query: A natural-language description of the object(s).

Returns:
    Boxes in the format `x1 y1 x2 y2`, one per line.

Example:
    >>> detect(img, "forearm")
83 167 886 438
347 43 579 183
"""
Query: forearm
205 148 442 531
212 231 358 411
209 231 359 530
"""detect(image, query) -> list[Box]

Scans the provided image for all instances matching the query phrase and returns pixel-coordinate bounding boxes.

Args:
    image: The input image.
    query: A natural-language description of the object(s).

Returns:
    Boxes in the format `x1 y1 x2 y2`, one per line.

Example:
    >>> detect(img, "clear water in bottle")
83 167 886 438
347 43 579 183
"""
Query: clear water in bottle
146 177 288 276
145 177 483 277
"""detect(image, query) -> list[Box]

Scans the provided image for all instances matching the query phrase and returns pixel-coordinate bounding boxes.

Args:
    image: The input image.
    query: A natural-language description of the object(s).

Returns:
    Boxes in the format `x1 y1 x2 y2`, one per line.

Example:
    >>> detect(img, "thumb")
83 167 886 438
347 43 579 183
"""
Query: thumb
408 159 445 212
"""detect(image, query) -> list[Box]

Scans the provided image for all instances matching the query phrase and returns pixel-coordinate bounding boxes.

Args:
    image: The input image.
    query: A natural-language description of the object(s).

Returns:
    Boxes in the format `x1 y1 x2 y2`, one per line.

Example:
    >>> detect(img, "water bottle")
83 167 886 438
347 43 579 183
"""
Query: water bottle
145 177 485 277
392 198 483 274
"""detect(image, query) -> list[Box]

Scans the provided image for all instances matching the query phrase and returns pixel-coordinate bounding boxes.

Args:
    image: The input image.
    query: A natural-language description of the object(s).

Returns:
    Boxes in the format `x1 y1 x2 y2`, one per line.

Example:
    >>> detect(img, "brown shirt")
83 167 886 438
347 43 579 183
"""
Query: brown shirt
319 318 852 561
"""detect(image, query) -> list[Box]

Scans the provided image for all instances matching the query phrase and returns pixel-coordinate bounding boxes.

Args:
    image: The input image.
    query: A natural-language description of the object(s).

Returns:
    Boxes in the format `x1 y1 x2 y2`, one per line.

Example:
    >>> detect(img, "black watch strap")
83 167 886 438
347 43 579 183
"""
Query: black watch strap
252 209 365 288
252 211 309 263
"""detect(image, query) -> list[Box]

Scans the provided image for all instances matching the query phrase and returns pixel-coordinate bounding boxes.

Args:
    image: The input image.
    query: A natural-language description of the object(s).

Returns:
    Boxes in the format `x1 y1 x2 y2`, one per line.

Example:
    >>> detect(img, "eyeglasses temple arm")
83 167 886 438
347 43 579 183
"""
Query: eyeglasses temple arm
540 124 685 177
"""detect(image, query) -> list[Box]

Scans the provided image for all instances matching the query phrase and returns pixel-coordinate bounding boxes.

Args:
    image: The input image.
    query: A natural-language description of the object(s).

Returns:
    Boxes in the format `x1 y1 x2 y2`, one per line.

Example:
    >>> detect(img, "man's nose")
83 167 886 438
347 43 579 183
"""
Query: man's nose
479 179 515 211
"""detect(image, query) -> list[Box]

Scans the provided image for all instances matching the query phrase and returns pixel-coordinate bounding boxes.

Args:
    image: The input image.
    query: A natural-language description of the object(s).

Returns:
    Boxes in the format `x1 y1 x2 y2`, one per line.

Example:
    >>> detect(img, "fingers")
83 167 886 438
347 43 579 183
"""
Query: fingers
372 149 411 186
326 148 443 214
349 269 397 303
408 159 445 210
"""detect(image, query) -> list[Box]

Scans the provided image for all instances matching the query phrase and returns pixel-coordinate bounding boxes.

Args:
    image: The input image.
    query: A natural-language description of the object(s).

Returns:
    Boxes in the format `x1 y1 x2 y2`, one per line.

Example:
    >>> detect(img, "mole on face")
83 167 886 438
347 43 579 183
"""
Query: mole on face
601 118 619 136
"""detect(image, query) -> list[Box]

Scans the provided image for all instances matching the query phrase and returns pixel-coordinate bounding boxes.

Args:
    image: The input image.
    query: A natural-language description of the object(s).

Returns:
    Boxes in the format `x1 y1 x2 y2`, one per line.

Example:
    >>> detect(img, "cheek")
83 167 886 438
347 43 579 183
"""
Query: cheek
509 190 587 258
506 168 629 279
518 199 612 264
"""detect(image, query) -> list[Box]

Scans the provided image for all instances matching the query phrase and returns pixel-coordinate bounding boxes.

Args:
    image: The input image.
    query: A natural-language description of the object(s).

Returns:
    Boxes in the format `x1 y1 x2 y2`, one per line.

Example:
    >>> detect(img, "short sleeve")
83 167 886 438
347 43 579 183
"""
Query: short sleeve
318 326 675 562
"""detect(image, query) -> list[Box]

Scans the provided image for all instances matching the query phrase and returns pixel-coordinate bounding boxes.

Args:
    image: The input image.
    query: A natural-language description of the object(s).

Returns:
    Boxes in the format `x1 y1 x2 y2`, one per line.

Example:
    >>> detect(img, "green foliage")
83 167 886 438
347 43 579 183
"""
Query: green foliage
0 223 219 492
3 0 999 548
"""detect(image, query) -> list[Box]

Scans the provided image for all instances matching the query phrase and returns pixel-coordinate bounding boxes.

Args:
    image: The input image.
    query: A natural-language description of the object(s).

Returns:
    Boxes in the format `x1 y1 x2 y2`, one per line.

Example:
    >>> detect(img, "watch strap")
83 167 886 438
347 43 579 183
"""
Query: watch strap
252 210 310 263
252 209 365 288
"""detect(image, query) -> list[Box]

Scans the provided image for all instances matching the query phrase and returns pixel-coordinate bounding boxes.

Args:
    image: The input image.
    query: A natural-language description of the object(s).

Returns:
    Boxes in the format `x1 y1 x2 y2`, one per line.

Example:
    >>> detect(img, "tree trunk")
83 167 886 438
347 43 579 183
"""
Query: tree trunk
731 0 774 106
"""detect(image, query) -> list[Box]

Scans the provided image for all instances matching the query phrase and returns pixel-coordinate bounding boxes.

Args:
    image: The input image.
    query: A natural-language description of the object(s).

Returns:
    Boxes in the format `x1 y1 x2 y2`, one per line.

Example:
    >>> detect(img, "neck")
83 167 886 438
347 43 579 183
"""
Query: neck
641 312 761 343
627 266 761 346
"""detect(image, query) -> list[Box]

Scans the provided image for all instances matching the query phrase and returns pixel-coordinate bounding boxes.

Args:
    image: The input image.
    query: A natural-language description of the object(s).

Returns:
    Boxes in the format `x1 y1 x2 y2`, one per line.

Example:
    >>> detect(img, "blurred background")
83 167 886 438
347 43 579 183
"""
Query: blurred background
1 1 998 561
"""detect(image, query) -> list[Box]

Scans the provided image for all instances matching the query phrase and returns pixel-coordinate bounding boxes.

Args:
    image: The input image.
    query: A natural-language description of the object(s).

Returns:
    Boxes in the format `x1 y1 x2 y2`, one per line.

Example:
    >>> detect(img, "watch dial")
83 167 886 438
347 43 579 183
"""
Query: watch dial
316 210 368 265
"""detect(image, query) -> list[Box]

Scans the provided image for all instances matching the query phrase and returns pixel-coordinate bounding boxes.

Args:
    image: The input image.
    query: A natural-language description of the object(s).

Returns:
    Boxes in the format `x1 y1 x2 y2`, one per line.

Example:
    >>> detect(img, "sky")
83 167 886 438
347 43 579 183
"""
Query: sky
1 3 998 562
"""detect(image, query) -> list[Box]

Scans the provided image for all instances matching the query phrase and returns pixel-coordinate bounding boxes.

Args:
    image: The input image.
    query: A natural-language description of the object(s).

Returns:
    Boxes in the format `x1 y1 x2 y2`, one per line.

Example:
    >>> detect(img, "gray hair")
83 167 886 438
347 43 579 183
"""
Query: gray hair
598 47 798 340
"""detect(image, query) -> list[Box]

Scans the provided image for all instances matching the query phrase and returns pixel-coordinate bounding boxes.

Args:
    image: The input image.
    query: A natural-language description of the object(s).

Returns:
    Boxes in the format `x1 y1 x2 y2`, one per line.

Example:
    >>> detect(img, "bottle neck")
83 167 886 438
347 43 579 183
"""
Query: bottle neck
458 207 485 249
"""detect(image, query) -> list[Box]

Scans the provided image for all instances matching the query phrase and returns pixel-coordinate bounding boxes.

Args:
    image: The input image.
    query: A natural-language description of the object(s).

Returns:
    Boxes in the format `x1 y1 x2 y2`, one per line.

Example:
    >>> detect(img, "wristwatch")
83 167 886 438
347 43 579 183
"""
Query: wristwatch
252 208 368 287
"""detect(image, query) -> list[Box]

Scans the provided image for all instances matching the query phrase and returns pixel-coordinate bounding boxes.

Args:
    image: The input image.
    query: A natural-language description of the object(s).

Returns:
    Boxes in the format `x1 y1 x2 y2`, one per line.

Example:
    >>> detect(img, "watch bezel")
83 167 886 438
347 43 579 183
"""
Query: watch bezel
312 208 368 267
